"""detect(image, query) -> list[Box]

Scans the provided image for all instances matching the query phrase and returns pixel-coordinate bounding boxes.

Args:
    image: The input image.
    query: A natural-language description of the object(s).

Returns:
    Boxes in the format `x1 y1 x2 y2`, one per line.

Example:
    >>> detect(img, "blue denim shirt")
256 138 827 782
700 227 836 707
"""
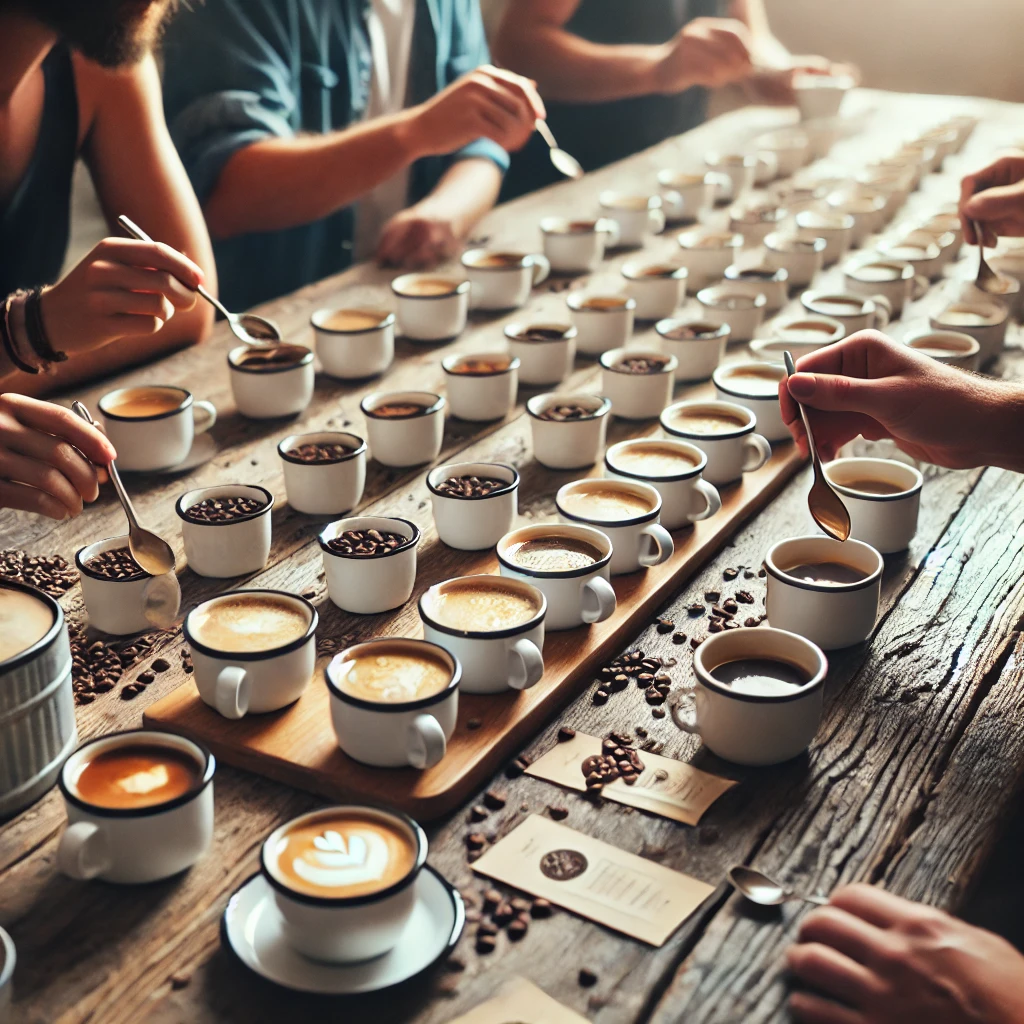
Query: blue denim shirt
162 0 508 310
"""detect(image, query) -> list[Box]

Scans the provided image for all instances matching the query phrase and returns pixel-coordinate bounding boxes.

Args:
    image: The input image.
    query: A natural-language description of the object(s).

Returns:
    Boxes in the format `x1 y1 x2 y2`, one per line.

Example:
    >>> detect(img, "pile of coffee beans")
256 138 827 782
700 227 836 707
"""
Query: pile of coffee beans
70 625 171 705
471 889 553 954
434 475 507 498
183 496 266 523
0 549 77 597
616 355 668 374
581 732 645 794
325 528 406 557
284 442 356 463
83 546 147 581
537 403 594 422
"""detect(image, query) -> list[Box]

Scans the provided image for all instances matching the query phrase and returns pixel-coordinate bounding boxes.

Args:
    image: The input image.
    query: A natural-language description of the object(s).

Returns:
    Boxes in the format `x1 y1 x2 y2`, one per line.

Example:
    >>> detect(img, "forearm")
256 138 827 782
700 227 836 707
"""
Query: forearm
418 158 502 239
730 0 789 65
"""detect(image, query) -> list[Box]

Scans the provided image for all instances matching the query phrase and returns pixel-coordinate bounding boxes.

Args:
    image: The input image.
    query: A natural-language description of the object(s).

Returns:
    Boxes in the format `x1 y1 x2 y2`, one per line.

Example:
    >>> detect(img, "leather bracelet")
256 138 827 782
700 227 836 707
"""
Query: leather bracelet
0 295 40 375
23 287 67 366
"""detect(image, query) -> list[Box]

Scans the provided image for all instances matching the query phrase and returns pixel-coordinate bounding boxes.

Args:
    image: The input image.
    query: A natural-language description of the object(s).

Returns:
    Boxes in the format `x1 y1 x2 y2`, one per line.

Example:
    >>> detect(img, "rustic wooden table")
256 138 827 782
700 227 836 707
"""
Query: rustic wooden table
4 89 1024 1024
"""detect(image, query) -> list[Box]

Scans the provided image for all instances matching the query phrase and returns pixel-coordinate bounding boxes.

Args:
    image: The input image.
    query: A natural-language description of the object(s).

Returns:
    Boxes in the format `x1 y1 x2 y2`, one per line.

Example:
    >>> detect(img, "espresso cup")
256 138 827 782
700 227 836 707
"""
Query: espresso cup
755 128 812 177
682 627 828 765
677 228 743 292
957 272 1024 317
461 249 550 311
794 210 854 266
915 126 959 164
441 352 519 422
621 260 688 321
184 589 317 717
770 314 845 351
908 225 960 268
98 386 216 472
844 258 926 317
728 202 788 247
800 290 891 334
496 524 615 631
855 166 914 214
826 191 887 246
794 71 853 120
704 152 756 202
175 484 274 578
763 231 827 288
278 431 367 517
656 170 715 222
555 479 673 576
929 302 1008 365
655 317 729 383
261 805 427 963
903 330 981 372
391 274 469 342
765 536 883 649
57 730 214 883
713 362 788 443
696 285 767 344
566 291 636 357
327 639 460 769
772 181 828 214
915 212 962 253
320 515 419 615
527 393 611 470
875 235 943 281
539 217 620 273
599 347 677 420
598 191 666 247
311 307 395 379
361 391 445 467
228 344 315 419
418 575 546 694
427 461 519 551
722 265 789 313
504 321 577 386
660 399 771 486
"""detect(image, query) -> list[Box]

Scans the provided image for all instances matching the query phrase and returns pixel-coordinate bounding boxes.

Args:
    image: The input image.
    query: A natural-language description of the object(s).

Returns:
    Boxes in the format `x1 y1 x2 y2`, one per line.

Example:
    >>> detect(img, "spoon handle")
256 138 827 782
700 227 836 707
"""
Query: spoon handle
783 351 820 464
71 402 141 532
535 118 558 151
800 894 830 906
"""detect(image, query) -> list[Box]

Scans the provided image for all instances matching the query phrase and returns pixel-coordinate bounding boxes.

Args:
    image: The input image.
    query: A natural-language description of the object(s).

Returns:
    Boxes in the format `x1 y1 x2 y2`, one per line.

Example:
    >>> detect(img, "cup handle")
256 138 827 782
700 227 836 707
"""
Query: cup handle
688 479 722 523
649 208 667 235
581 576 617 624
530 255 551 287
507 638 544 690
597 217 621 248
57 821 113 880
407 714 447 769
638 523 674 567
911 274 929 300
192 400 218 435
742 433 773 473
870 294 892 328
215 665 250 719
672 691 701 736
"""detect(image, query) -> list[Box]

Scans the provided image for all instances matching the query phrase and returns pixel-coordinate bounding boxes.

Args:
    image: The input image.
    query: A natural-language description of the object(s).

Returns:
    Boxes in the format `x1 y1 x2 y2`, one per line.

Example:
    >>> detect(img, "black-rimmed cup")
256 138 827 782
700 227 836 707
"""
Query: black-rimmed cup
566 291 636 357
676 227 743 293
427 461 519 551
655 317 729 383
763 231 827 288
228 344 315 419
278 431 367 516
712 361 788 443
599 347 678 420
504 321 577 386
461 249 550 310
391 274 469 342
361 390 445 467
441 352 519 422
527 392 611 470
56 729 214 883
176 483 274 578
311 307 395 379
621 259 688 320
539 216 620 274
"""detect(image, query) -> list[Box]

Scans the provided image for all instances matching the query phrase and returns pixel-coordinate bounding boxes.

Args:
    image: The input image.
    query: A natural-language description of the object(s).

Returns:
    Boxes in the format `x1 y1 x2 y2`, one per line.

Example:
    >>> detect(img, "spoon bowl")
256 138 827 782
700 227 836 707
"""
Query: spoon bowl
972 219 1005 295
728 865 828 907
535 119 584 180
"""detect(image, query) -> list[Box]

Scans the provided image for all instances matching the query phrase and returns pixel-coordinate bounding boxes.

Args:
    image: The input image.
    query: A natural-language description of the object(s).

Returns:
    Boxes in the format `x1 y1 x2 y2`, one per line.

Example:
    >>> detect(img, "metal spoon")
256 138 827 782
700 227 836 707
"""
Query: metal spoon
535 119 584 180
729 866 828 907
783 350 851 543
117 215 283 346
972 219 1004 294
71 402 176 577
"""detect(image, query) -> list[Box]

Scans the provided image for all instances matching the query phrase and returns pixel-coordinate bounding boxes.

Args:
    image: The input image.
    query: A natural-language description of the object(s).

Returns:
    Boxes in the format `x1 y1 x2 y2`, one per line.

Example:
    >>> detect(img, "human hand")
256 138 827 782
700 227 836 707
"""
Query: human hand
787 883 1024 1024
960 153 1024 245
653 18 754 93
375 203 460 269
747 57 859 106
0 394 116 519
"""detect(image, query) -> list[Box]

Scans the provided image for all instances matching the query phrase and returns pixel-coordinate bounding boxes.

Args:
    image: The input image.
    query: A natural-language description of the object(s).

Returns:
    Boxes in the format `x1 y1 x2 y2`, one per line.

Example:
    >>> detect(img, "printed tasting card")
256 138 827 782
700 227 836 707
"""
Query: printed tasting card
445 977 590 1024
472 815 715 946
526 732 737 825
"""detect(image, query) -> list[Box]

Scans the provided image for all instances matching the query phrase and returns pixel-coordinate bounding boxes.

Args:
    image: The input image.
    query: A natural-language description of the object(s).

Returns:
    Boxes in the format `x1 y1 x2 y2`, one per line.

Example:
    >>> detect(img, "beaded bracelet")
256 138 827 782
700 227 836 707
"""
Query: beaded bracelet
23 287 67 367
0 295 40 375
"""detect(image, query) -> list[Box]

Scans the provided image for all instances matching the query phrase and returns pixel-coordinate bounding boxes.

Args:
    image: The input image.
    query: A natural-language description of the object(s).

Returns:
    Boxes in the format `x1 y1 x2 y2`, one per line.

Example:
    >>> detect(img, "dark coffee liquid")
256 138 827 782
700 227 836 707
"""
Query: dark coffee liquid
782 561 868 586
468 252 526 269
449 357 511 375
580 296 629 311
661 323 720 341
637 265 678 278
74 744 201 810
840 478 907 496
233 344 310 370
518 326 570 342
371 402 430 418
710 657 810 696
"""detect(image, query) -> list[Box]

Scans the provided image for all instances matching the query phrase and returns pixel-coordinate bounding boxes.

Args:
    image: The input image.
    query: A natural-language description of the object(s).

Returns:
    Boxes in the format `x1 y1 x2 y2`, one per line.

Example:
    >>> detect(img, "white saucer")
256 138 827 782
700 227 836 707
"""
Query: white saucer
221 865 464 994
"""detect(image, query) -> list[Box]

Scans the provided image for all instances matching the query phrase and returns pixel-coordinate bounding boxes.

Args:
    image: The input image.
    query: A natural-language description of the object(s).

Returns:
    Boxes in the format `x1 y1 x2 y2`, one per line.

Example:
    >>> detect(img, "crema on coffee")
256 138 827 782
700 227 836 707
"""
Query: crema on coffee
426 581 541 632
669 408 749 434
559 485 653 521
611 442 698 477
334 647 451 704
103 386 185 419
506 536 603 572
189 595 309 652
71 744 202 810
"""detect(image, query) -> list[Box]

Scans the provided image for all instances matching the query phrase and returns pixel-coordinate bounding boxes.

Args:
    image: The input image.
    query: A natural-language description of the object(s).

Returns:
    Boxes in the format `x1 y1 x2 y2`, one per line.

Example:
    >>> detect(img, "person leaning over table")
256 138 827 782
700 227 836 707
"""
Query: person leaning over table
160 0 545 312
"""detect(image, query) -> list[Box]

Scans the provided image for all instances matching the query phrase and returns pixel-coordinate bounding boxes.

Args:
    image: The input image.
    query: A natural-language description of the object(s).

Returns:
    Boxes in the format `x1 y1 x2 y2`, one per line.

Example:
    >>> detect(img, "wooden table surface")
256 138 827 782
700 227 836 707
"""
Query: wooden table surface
5 89 1024 1024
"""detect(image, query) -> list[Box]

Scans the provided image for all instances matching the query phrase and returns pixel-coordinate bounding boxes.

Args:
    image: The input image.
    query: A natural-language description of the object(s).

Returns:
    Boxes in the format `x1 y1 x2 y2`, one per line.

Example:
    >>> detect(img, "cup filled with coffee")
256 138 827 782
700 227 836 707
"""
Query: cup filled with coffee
704 152 757 202
854 166 913 214
928 302 1008 365
771 180 827 214
683 626 828 765
503 321 577 386
765 536 883 649
752 149 779 186
843 258 925 317
555 479 673 576
800 290 891 335
620 260 688 321
390 274 469 342
526 392 611 470
539 216 620 274
360 391 445 467
98 386 216 472
656 170 715 222
228 344 315 420
654 317 729 383
260 804 427 963
903 330 980 372
712 362 788 442
598 348 677 421
427 462 519 551
676 228 743 292
418 575 546 694
175 484 274 578
327 639 460 769
728 200 788 247
441 352 519 422
768 313 844 353
722 264 789 313
496 524 615 631
696 285 767 344
763 231 827 288
565 291 636 357
598 191 666 247
955 268 1023 317
824 457 923 554
310 307 395 380
660 400 771 486
278 431 367 517
319 515 419 615
826 190 887 246
755 128 812 177
875 235 943 280
57 730 214 883
460 249 550 311
794 210 854 266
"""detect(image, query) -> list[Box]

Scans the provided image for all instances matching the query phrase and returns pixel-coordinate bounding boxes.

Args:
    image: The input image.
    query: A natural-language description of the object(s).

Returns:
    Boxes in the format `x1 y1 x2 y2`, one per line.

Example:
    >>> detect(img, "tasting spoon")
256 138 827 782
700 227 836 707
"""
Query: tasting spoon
534 118 584 180
728 866 828 907
117 215 283 347
783 350 851 543
72 401 176 577
972 219 1004 295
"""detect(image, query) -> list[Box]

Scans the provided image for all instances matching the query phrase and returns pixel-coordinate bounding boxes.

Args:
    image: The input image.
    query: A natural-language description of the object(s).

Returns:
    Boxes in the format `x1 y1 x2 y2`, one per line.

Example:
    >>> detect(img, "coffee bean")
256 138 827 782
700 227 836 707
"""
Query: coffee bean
557 726 576 742
608 674 629 693
548 805 569 821
494 902 515 926
483 889 502 912
531 898 553 919
324 529 406 557
758 567 767 578
536 403 595 422
169 972 191 991
593 689 609 705
467 718 482 730
469 805 488 823
645 687 666 705
672 632 687 644
579 968 599 987
507 918 528 940
483 789 507 810
151 658 170 673
723 598 738 614
182 495 267 524
704 590 721 603
510 897 531 914
711 605 733 620
655 618 674 634
137 671 155 685
736 590 755 604
724 620 740 630
690 636 704 648
724 567 739 580
478 919 499 937
0 549 78 597
688 603 705 616
475 934 497 954
434 475 508 499
284 442 356 464
709 620 723 633
445 955 466 973
652 706 666 719
744 617 758 627
466 833 486 850
84 546 147 581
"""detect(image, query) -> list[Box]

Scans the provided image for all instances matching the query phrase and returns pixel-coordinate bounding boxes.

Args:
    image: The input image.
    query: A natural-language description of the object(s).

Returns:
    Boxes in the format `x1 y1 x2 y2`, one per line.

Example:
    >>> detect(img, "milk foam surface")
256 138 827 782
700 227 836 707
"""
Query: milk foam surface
336 651 451 703
0 587 54 661
429 584 539 631
613 443 697 477
560 487 652 521
190 596 308 652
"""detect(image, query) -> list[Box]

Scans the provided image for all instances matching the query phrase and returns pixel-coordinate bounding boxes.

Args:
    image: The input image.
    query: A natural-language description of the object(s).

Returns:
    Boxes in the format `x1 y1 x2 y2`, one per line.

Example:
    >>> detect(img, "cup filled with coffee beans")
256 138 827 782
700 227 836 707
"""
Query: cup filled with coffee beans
526 392 611 470
310 307 395 380
57 730 214 882
441 352 519 422
696 285 767 344
327 638 460 768
390 274 469 342
175 484 274 579
539 216 620 274
503 321 577 386
712 362 788 443
427 462 519 551
278 432 367 517
319 516 420 615
599 348 677 420
903 330 980 372
597 191 666 247
460 249 550 311
620 259 688 321
227 344 315 420
360 390 445 468
566 291 636 357
654 317 729 383
676 227 743 292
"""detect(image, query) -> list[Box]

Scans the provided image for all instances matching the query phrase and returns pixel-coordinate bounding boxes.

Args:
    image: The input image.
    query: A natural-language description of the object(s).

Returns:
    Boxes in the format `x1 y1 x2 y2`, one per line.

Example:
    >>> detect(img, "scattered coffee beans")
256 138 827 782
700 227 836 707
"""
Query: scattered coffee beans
1 549 77 597
182 496 266 523
284 442 356 463
616 355 668 374
434 475 507 498
83 546 147 581
581 734 646 789
536 403 594 422
325 529 406 557
579 968 599 988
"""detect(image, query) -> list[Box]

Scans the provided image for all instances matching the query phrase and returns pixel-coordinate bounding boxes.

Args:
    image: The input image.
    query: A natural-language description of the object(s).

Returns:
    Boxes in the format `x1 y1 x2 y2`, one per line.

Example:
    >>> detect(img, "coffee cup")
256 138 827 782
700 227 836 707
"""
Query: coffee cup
527 393 611 470
752 150 779 186
855 166 914 214
770 314 845 351
98 386 216 472
176 483 274 578
750 334 830 363
441 352 519 422
908 224 960 268
261 805 427 963
461 249 550 311
754 128 812 176
728 201 788 247
418 575 546 694
57 730 214 882
656 170 715 222
915 125 959 163
712 361 788 442
722 265 789 313
319 515 419 614
763 231 827 287
427 461 519 551
844 258 926 316
873 153 925 190
915 211 963 252
895 140 940 175
826 190 887 246
539 217 620 274
681 627 828 765
794 71 853 120
771 181 827 213
794 210 854 266
278 431 367 516
677 228 743 292
957 272 1023 316
228 344 315 420
504 321 577 386
904 330 981 372
361 390 445 467
566 291 635 356
696 285 767 344
938 114 977 151
184 589 317 717
655 317 729 382
704 152 757 202
875 235 943 280
555 479 673 576
621 260 688 321
929 302 1008 365
327 639 460 769
0 927 12 1018
824 457 923 554
391 274 469 342
311 307 395 379
765 536 883 649
800 290 891 334
599 347 677 420
598 191 666 247
660 399 771 486
496 524 616 631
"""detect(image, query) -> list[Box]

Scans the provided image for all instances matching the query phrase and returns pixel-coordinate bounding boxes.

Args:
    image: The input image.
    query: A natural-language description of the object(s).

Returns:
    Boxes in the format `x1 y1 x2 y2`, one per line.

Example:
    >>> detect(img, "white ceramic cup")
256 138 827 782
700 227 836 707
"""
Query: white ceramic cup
755 128 812 176
696 285 767 344
801 290 891 334
657 170 715 222
770 313 845 349
176 483 273 578
826 191 887 246
461 249 550 311
794 210 855 266
0 926 13 1020
599 347 678 420
661 399 772 486
539 217 620 274
418 575 546 695
704 153 757 202
57 730 214 883
844 259 926 317
875 235 943 281
427 461 519 551
728 203 788 248
722 265 789 313
794 72 853 120
391 274 469 341
655 317 729 383
527 393 611 470
621 260 688 321
496 524 616 632
566 291 636 357
98 386 216 472
598 191 666 247
903 330 981 372
326 639 460 769
228 345 316 420
504 322 577 386
763 231 827 288
441 353 519 422
677 228 743 292
278 431 367 517
361 391 445 467
311 308 395 379
928 303 1008 365
319 515 420 615
712 362 788 443
765 536 883 649
752 150 779 186
771 181 828 213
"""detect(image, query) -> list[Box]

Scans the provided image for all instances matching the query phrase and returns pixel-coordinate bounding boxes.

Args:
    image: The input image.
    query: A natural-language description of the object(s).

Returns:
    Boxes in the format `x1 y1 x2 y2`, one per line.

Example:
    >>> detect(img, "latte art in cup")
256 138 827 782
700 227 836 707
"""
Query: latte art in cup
558 485 653 521
333 647 452 704
70 743 202 810
188 594 309 652
611 441 698 476
0 586 54 662
427 581 541 632
506 536 603 572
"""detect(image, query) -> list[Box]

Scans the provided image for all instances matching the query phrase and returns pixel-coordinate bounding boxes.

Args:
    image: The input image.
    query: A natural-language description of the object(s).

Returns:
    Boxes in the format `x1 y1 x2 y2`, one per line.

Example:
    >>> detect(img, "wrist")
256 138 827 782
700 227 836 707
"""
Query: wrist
646 43 687 95
979 377 1024 472
395 106 436 162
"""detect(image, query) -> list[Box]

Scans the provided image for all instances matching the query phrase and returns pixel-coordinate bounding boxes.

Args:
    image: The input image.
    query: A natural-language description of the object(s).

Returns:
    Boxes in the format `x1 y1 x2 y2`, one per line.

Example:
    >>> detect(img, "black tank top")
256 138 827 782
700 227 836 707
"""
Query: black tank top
0 44 78 297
